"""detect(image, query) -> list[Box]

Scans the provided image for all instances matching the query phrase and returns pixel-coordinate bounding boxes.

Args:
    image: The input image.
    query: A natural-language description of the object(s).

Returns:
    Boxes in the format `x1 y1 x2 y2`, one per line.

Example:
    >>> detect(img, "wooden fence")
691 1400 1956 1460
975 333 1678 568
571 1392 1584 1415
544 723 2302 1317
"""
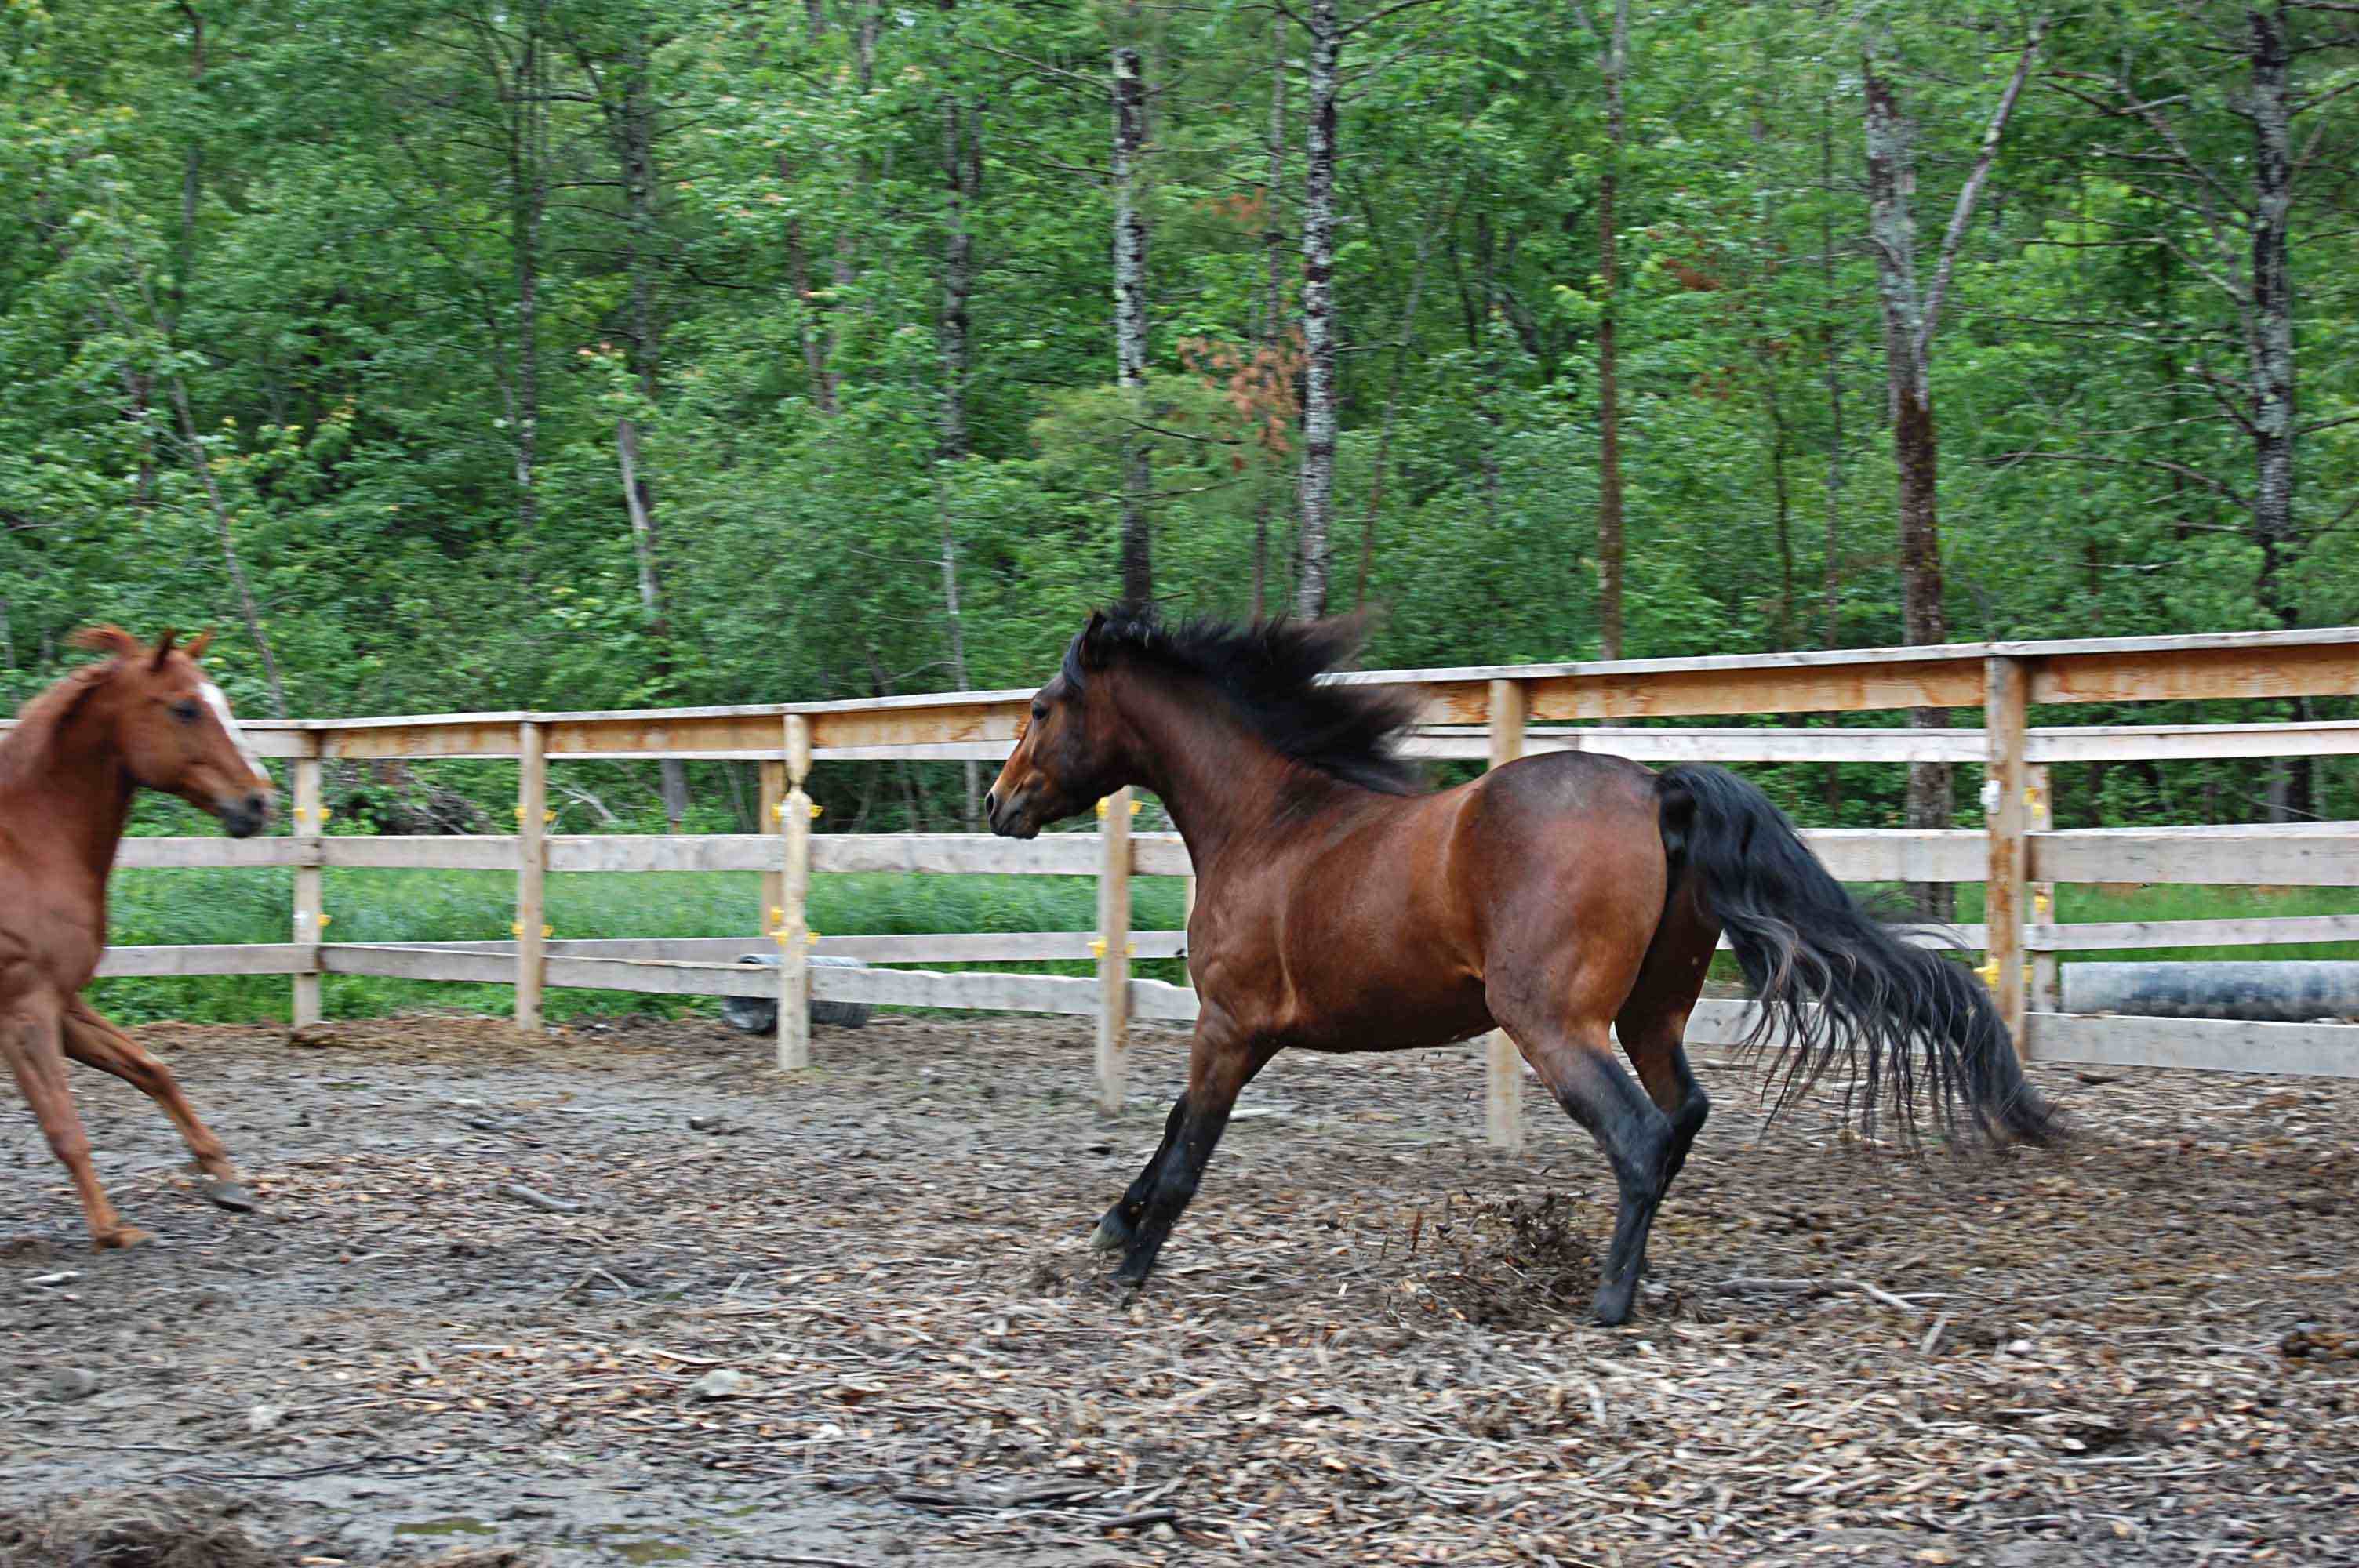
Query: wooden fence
39 626 2359 1142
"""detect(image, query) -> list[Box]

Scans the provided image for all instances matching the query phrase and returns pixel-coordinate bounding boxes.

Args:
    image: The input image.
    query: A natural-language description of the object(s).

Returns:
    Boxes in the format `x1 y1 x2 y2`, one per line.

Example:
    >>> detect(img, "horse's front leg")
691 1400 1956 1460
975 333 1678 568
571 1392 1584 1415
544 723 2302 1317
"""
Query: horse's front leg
1092 1092 1188 1253
1112 1019 1276 1287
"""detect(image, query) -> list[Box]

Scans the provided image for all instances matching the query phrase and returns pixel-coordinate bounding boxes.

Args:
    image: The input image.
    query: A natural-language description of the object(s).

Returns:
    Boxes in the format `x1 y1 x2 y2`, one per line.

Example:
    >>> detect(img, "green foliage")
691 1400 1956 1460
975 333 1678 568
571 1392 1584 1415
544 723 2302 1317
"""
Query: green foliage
2 0 2354 839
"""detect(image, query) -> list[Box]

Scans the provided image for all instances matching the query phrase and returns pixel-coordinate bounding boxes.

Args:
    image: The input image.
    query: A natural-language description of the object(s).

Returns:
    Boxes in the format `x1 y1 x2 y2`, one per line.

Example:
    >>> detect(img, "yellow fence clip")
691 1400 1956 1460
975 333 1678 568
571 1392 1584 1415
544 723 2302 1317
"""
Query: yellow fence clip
2033 891 2053 920
1974 959 2033 991
809 801 823 819
318 807 333 825
317 913 332 928
772 801 787 822
546 808 557 825
1089 938 1107 958
509 920 551 938
1095 799 1108 818
807 930 821 946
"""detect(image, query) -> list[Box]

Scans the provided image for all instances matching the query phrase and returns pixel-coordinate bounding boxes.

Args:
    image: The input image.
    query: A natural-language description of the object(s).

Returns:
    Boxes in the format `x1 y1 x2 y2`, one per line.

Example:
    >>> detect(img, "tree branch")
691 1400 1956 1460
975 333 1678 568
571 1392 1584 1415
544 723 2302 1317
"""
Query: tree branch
1986 450 2246 503
1919 18 2045 354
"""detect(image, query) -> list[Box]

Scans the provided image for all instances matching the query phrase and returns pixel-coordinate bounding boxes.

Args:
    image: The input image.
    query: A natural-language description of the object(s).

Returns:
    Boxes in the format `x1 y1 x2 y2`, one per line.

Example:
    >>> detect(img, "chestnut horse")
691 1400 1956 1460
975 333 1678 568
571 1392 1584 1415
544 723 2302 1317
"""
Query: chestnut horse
2 627 277 1248
988 612 2055 1325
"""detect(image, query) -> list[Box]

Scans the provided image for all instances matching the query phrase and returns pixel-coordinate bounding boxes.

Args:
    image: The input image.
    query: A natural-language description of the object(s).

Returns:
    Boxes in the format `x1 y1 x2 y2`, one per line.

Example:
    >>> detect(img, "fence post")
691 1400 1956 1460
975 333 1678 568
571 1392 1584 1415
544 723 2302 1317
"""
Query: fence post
2026 762 2059 1014
759 758 786 946
291 746 324 1028
1486 679 1527 1152
516 720 548 1033
778 714 814 1071
1096 786 1133 1115
1983 658 2030 1057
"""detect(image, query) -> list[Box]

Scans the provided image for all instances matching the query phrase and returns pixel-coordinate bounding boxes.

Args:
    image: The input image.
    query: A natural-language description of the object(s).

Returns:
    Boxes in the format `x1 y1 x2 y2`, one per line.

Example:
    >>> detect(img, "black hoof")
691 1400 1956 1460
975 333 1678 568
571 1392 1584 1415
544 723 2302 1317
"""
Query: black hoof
1090 1204 1135 1254
202 1178 256 1214
1590 1284 1637 1327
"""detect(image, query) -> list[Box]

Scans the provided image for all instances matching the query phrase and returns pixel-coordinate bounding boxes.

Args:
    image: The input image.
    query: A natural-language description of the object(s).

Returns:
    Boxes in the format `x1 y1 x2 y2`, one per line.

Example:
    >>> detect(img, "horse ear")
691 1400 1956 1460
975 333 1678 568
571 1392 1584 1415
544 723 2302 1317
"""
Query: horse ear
151 629 180 667
1078 610 1111 671
67 626 144 660
184 628 215 662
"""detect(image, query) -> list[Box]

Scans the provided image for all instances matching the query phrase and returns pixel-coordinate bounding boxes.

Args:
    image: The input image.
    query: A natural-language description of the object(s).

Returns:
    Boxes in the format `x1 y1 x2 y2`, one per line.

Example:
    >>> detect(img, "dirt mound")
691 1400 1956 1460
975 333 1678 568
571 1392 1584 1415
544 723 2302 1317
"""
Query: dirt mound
0 1494 270 1568
1398 1190 1601 1328
0 1496 530 1568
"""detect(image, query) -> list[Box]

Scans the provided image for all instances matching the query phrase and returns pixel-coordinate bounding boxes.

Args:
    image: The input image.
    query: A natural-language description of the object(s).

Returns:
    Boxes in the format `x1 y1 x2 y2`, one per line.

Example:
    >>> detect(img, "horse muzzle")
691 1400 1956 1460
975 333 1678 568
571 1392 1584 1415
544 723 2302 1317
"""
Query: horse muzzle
985 786 1041 840
216 789 276 840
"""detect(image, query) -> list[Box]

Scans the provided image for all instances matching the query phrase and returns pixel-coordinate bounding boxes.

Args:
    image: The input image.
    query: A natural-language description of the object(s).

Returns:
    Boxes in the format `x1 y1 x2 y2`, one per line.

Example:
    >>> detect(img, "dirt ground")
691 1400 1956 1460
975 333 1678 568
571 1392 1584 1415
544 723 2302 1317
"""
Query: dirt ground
3 1013 2354 1568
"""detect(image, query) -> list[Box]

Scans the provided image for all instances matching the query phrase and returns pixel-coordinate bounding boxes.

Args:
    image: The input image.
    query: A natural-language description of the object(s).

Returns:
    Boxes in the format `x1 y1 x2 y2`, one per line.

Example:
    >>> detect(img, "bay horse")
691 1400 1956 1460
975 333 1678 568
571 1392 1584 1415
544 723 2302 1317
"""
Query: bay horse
987 611 2056 1325
2 627 276 1248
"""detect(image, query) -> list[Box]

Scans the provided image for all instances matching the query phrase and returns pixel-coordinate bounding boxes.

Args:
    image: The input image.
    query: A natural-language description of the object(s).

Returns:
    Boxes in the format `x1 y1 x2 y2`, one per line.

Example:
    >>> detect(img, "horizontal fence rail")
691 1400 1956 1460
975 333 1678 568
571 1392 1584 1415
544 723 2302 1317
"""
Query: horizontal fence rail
49 628 2359 1131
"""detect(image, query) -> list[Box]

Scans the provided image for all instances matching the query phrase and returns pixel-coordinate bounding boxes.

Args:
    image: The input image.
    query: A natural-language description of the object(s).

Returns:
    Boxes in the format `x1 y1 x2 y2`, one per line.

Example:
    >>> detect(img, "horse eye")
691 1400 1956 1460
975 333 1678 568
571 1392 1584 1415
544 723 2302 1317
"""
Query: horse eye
171 699 203 724
1030 702 1049 722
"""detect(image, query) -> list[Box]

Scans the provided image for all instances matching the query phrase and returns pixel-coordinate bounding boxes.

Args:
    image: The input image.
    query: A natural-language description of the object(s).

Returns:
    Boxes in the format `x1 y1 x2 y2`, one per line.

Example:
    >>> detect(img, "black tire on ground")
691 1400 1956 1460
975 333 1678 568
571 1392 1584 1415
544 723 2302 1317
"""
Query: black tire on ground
718 953 875 1033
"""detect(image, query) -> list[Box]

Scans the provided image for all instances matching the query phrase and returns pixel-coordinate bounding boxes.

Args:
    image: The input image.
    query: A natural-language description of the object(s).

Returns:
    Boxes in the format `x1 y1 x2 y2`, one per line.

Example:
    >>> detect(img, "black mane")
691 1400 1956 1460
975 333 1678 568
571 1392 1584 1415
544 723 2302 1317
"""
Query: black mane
1065 610 1426 794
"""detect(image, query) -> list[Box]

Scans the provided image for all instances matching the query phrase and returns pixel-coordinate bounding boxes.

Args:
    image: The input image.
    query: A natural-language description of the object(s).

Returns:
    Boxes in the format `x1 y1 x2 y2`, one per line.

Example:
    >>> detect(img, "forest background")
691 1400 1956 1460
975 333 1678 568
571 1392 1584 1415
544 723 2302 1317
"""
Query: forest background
5 0 2357 855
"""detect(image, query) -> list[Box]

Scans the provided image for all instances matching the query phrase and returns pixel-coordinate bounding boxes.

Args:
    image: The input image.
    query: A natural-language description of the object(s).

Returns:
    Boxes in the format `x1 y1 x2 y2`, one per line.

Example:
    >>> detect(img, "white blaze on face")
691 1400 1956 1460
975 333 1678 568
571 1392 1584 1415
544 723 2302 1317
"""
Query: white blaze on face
201 681 267 778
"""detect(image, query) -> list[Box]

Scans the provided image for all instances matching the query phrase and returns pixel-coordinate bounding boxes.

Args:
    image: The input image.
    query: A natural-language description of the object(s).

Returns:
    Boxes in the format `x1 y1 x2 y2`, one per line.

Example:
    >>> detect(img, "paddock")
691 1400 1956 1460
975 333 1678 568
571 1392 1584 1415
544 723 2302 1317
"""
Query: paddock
4 1013 2355 1566
4 628 2358 1564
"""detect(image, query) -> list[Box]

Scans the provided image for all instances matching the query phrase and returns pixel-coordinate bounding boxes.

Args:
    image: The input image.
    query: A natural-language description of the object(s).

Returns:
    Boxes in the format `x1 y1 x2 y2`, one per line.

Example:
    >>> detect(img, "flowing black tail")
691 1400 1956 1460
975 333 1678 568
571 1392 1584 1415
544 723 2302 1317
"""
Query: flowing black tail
1656 764 2059 1145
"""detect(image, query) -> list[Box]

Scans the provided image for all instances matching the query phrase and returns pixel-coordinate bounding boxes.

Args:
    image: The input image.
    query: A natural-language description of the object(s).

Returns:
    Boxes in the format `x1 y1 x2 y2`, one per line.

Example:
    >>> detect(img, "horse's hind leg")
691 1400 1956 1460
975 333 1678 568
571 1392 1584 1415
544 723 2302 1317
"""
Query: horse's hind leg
5 997 148 1249
1499 1011 1673 1327
1614 877 1719 1186
60 997 253 1212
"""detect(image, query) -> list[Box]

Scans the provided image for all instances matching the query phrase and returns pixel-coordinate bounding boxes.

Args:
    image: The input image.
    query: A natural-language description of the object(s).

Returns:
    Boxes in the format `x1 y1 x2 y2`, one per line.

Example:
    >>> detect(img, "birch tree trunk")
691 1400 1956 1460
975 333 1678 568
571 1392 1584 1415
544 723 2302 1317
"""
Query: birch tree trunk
508 0 547 565
2247 2 2296 626
939 93 983 828
1255 9 1288 619
1594 0 1628 658
1111 45 1154 610
1821 85 1845 654
1861 22 2041 919
617 34 688 832
1292 0 1340 620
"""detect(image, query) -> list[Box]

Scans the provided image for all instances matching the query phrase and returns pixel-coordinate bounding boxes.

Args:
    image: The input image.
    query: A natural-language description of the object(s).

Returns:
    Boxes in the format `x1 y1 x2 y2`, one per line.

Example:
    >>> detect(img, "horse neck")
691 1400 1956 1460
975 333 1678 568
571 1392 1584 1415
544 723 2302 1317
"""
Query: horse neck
0 702 136 884
1110 670 1338 870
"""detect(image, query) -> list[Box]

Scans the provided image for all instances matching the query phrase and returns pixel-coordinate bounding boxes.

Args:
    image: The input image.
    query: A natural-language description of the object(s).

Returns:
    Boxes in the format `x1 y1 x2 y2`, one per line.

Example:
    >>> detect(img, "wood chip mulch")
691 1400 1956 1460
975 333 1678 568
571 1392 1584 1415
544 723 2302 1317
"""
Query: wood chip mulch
2 1014 2354 1565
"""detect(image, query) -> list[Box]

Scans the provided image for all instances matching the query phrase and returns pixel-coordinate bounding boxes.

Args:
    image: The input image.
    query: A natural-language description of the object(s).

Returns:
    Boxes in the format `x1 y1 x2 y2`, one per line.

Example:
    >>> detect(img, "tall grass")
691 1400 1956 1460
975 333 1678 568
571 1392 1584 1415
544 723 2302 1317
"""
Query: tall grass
93 862 2354 1026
